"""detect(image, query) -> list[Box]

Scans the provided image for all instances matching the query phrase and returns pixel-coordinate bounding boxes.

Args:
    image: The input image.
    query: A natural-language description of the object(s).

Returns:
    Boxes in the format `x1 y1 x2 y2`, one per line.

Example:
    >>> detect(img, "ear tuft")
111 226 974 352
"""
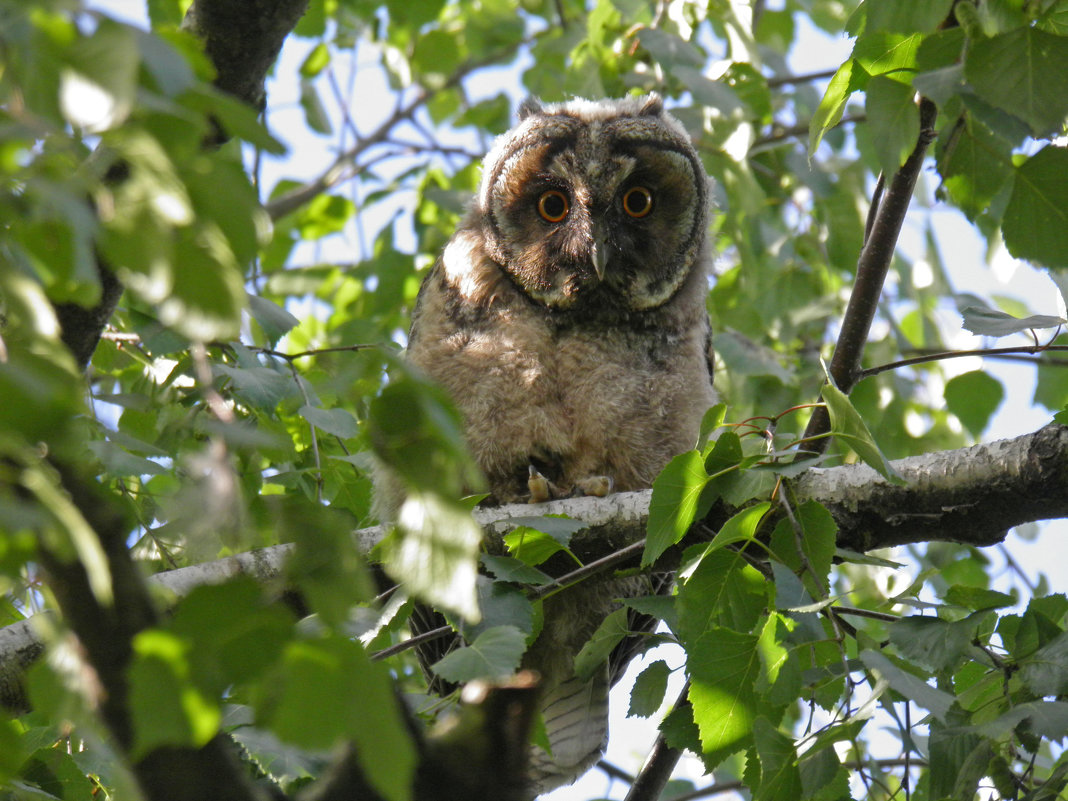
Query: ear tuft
638 94 663 116
518 97 544 120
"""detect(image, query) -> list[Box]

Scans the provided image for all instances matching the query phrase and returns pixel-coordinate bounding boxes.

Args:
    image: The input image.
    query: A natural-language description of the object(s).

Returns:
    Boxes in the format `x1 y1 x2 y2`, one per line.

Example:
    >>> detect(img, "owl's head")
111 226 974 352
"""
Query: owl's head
475 94 709 311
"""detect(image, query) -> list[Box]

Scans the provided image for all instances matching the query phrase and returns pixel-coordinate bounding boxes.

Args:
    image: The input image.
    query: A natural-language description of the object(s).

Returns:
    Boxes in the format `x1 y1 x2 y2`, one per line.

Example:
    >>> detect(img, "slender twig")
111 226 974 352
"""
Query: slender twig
799 97 939 455
253 343 381 360
597 760 636 783
766 67 839 88
752 113 864 149
856 345 1068 381
371 539 648 661
265 48 521 220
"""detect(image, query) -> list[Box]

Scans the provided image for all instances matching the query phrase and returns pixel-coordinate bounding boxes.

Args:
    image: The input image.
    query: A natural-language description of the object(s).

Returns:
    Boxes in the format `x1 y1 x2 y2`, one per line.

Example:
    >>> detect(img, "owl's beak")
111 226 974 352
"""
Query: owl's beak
590 224 609 280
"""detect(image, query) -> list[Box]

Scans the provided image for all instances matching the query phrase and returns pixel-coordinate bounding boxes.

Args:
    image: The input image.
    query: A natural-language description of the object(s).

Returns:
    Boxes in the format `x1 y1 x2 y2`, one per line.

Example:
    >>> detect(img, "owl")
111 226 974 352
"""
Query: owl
401 95 716 794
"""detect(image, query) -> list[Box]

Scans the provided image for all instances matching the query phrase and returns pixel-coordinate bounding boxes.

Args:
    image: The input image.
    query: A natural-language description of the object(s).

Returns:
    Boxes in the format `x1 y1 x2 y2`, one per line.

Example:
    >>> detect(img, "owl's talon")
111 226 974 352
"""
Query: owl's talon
575 475 613 497
528 465 552 503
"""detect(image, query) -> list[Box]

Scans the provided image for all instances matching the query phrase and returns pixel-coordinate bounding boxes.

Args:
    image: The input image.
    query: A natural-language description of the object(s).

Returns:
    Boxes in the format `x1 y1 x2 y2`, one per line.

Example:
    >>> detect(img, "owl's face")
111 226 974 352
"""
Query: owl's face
477 95 709 311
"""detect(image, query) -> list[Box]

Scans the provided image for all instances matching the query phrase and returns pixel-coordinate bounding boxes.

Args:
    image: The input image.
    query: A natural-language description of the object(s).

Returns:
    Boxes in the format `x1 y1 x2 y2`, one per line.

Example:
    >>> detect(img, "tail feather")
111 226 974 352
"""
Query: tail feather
527 668 610 795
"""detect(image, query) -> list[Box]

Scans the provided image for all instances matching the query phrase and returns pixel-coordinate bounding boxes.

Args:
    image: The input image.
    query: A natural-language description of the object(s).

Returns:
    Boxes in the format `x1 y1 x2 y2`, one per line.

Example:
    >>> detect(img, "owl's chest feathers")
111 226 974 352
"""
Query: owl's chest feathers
411 290 711 500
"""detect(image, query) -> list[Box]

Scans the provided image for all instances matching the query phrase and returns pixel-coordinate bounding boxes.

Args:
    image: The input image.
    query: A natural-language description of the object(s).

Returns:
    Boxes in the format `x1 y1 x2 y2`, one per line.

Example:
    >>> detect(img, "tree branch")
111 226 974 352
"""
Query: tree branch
623 684 689 801
55 0 309 368
800 97 939 453
5 424 1065 711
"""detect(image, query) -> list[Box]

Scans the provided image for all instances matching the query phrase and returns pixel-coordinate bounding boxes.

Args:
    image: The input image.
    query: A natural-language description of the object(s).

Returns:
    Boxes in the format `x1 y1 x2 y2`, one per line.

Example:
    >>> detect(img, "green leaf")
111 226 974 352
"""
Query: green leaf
170 578 296 693
480 554 553 585
247 293 300 344
300 78 332 134
888 613 983 673
768 501 836 597
644 450 709 567
636 28 705 68
960 304 1066 336
688 628 762 767
1003 146 1068 268
215 362 292 411
369 366 482 498
383 491 483 622
299 405 359 439
976 700 1068 740
944 370 1004 438
430 625 527 683
467 578 534 639
706 502 772 551
853 32 922 76
502 515 587 543
161 233 246 342
573 608 630 682
865 0 955 34
1020 629 1068 696
866 74 920 175
943 585 1015 611
860 649 954 721
966 27 1068 136
678 548 768 641
300 42 331 78
128 629 221 757
756 614 801 707
698 402 727 449
412 30 462 79
810 60 861 157
822 381 905 484
263 637 416 801
504 526 569 566
939 117 1014 221
752 718 802 801
629 659 671 718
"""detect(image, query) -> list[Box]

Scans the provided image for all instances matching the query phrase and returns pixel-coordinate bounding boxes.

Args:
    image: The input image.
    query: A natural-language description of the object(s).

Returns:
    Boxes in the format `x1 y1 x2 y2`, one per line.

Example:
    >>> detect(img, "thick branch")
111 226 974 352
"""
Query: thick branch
5 424 1065 711
56 0 308 368
183 0 311 114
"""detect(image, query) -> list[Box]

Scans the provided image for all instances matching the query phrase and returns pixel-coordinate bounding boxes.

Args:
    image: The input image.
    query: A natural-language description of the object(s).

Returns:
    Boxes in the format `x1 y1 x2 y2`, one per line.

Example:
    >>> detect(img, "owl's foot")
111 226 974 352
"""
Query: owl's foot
528 467 614 502
575 475 614 497
528 465 554 503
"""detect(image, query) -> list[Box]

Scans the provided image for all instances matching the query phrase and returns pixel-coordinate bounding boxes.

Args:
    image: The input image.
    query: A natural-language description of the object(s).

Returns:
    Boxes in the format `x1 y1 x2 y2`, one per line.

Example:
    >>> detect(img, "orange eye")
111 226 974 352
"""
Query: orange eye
537 190 569 223
622 186 653 218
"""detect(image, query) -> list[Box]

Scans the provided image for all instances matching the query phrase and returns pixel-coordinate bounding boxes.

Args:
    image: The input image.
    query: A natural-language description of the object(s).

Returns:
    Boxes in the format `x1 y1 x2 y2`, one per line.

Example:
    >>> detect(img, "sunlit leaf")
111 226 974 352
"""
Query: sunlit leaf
644 450 709 567
822 381 905 484
688 628 762 767
383 491 482 622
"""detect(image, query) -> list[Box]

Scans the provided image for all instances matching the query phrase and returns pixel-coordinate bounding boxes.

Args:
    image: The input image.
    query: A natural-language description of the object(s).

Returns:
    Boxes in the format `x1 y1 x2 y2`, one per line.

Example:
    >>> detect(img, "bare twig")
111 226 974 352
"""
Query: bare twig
800 97 939 455
856 345 1068 381
766 67 839 88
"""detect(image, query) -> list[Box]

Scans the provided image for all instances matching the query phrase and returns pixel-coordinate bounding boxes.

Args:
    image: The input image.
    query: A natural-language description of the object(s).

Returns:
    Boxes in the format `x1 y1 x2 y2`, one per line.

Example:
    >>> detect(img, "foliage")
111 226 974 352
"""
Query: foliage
2 0 1068 800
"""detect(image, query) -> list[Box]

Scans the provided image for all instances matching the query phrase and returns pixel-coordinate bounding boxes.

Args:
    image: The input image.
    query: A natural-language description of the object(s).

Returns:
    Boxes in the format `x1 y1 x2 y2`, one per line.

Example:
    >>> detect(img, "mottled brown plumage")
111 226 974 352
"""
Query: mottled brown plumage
401 95 717 795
